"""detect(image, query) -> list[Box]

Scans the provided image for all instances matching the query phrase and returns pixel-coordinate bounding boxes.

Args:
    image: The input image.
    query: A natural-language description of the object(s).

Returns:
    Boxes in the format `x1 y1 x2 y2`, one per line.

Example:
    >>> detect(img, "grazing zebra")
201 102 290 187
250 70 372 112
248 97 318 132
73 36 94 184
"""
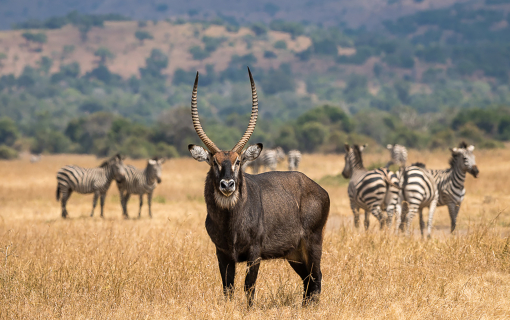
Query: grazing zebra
116 157 165 218
245 146 285 174
400 163 438 237
56 154 126 218
402 142 479 236
342 144 400 230
288 149 302 171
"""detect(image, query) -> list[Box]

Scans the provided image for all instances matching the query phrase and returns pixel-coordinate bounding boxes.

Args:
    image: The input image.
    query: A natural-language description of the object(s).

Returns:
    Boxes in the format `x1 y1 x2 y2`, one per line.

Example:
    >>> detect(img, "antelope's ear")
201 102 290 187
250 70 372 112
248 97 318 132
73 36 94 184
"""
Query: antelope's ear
387 144 393 150
241 143 263 163
344 144 350 152
188 145 211 163
467 145 475 152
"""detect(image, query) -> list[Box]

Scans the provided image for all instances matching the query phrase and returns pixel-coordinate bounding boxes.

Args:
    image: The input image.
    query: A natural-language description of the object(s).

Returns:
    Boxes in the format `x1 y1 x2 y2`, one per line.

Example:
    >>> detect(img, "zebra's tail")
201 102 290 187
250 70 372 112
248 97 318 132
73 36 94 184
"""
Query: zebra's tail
56 184 60 201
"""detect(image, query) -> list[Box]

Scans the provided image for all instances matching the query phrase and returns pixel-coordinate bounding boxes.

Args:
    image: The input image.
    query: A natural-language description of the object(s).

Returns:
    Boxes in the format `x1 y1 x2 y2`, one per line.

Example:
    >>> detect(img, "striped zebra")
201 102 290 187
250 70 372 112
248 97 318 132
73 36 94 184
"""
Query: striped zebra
402 142 479 236
386 144 408 168
288 149 302 171
56 154 126 218
116 157 165 218
400 163 438 237
245 146 285 174
342 144 400 230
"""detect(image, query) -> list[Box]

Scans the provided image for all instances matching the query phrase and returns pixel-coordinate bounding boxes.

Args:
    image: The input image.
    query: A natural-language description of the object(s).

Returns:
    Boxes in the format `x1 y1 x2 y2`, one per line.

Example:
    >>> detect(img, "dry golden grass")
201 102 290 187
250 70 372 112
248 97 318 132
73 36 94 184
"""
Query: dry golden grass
1 150 509 319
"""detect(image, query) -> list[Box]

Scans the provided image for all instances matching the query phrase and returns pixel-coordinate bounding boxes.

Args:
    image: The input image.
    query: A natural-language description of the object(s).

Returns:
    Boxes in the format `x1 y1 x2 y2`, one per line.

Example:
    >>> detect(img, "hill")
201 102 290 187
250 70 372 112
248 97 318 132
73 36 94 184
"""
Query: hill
0 0 476 30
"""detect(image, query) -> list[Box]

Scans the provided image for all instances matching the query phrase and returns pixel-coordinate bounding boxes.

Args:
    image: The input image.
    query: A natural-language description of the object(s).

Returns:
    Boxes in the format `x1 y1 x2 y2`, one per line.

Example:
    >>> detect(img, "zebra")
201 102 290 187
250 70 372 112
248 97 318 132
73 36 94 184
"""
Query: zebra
342 144 400 230
401 142 479 236
288 149 302 171
116 157 165 218
56 154 126 218
245 146 285 174
386 144 408 169
399 163 438 237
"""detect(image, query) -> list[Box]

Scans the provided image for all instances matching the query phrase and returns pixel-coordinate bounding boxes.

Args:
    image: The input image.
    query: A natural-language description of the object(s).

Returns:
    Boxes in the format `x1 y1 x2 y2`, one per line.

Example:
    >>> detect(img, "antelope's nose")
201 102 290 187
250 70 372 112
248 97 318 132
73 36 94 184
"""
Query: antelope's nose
220 179 235 191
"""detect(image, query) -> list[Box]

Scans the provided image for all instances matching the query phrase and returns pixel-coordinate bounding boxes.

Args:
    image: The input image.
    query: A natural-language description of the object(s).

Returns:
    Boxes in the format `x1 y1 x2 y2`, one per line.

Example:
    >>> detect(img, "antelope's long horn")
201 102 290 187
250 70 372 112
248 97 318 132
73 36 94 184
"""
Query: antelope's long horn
231 67 258 153
191 72 220 154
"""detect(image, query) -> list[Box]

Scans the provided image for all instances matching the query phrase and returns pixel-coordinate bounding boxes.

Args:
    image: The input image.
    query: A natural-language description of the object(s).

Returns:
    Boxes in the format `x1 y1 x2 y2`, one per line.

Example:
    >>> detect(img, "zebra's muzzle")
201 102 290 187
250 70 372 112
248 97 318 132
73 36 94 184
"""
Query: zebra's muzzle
470 166 479 178
157 177 162 184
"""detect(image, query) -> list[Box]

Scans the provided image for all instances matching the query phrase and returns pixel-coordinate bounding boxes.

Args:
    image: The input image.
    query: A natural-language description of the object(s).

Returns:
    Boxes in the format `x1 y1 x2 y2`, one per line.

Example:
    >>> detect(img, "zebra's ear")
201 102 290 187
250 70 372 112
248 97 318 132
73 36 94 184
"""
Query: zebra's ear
467 145 475 152
241 143 263 164
158 158 166 164
148 159 157 165
450 147 459 154
359 144 367 152
344 144 350 152
387 144 393 150
189 144 211 163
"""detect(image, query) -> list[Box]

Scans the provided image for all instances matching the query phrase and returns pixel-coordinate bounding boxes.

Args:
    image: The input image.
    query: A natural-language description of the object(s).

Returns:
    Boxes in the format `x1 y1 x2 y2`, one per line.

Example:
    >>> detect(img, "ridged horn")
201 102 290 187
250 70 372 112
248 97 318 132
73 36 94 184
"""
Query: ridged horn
231 67 259 153
191 72 220 154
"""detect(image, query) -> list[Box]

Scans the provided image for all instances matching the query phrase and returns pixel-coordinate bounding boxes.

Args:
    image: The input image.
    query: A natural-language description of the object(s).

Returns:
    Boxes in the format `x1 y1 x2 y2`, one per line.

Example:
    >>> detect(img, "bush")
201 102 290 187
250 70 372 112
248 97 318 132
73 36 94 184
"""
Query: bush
250 23 268 36
189 46 210 60
155 142 179 158
0 145 18 160
273 40 287 50
263 50 277 59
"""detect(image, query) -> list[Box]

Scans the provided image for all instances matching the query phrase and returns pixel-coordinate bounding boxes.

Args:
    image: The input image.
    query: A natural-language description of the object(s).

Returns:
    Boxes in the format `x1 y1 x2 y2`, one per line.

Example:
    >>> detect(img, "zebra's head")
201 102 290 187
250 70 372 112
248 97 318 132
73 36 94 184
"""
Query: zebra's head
342 144 366 179
147 157 165 184
188 68 263 207
449 142 479 178
101 154 126 183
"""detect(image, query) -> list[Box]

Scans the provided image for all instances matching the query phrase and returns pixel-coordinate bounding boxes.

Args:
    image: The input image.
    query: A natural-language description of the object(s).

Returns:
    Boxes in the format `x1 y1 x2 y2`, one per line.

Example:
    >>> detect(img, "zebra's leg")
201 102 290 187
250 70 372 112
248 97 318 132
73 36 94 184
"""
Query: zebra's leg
371 206 385 230
148 193 153 218
386 206 394 230
418 208 425 238
99 193 106 218
138 194 143 218
364 209 370 230
350 202 360 228
427 196 439 238
394 203 402 234
91 192 99 217
405 205 419 236
61 189 72 218
447 202 460 233
123 192 131 218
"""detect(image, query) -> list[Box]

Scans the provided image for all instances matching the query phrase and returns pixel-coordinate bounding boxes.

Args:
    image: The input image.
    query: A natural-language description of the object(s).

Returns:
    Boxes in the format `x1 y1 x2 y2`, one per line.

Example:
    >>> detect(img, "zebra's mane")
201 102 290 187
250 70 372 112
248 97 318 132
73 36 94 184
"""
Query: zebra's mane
411 162 426 168
352 145 364 168
99 153 122 168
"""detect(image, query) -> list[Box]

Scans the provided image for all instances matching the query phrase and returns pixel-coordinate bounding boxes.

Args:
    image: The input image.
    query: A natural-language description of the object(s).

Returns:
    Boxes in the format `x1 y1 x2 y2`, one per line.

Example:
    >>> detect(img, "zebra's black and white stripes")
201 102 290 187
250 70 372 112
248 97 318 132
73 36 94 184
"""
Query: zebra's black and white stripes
116 157 165 218
245 146 285 173
288 150 302 171
56 154 126 218
342 144 400 229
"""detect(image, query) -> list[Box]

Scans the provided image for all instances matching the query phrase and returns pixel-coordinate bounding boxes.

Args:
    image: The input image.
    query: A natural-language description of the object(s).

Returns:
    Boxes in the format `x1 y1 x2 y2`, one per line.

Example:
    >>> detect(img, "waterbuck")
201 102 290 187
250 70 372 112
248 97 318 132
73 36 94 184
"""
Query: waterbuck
188 68 330 306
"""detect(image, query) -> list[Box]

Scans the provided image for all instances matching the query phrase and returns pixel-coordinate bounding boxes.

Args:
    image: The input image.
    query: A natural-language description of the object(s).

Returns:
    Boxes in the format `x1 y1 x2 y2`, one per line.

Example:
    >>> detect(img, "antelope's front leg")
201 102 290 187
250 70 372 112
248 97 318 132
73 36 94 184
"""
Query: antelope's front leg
216 248 236 300
244 252 261 307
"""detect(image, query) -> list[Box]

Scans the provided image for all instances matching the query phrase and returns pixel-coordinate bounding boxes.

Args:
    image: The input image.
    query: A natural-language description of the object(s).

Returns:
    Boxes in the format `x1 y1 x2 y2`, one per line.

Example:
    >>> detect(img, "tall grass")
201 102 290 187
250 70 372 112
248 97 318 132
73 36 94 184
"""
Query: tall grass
1 150 509 318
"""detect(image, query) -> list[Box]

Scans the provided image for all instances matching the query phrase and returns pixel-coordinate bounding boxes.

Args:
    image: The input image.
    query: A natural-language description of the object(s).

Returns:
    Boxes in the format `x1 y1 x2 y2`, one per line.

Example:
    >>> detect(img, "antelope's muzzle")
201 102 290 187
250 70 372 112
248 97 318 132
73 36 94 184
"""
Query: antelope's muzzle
219 179 236 196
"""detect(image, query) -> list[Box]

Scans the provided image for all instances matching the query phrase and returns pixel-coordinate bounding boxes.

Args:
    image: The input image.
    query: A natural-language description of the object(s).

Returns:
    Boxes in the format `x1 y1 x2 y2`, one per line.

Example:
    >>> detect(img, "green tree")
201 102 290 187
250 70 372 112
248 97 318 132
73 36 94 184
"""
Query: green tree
94 46 115 65
37 56 53 75
139 49 168 79
135 30 154 45
0 117 19 146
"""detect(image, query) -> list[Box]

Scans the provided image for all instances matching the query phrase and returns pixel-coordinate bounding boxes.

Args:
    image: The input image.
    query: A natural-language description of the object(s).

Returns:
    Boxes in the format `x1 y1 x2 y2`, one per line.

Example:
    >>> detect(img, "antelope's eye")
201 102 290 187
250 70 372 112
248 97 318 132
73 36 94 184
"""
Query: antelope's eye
236 160 240 166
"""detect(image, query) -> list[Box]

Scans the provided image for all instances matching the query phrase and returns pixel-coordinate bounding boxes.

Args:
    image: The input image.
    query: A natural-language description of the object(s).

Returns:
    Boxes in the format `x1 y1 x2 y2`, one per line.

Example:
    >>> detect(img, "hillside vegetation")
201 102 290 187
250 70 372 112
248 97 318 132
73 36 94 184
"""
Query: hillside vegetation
1 3 510 158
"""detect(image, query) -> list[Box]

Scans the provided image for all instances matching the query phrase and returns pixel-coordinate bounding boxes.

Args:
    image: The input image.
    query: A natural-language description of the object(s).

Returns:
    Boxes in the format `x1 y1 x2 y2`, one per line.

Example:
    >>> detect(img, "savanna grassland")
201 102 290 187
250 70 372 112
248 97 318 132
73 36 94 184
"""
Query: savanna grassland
1 149 510 319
